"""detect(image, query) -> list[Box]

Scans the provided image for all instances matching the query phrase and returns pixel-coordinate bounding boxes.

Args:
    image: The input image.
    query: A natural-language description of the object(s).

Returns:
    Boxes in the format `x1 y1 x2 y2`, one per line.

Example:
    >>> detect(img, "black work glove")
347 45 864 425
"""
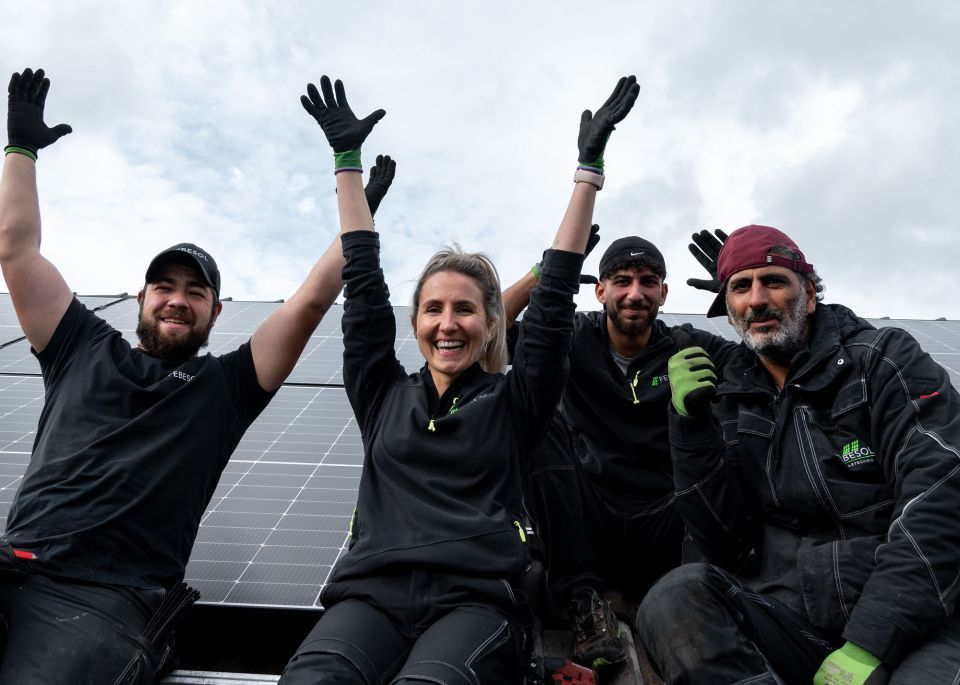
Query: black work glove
7 68 72 159
577 75 640 170
686 228 728 293
364 154 396 217
301 75 385 158
579 223 601 284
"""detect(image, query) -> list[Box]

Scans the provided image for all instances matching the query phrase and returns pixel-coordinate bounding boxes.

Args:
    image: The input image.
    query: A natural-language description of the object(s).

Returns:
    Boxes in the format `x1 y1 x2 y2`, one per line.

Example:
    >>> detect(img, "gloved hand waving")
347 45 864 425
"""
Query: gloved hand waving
7 68 72 160
301 75 385 171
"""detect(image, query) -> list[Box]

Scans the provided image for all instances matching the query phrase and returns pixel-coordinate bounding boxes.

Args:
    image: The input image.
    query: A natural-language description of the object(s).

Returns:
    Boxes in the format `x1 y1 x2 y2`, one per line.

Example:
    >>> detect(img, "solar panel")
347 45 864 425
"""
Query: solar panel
0 299 426 384
2 293 960 609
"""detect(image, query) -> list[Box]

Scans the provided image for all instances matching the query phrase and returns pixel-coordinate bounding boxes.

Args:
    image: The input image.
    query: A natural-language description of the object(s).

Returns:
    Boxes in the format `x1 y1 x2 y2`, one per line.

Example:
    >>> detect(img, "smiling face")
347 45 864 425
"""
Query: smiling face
725 265 815 363
413 270 492 395
596 265 668 340
136 262 222 362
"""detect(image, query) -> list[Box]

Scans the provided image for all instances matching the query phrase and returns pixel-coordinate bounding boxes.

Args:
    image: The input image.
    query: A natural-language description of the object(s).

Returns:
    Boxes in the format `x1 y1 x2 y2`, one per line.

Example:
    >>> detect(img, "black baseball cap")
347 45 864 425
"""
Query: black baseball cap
145 243 221 296
598 237 666 280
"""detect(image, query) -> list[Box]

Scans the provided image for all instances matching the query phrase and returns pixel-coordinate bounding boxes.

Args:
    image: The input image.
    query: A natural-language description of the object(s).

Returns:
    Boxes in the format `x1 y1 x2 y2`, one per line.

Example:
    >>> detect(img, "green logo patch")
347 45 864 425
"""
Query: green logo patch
838 439 876 467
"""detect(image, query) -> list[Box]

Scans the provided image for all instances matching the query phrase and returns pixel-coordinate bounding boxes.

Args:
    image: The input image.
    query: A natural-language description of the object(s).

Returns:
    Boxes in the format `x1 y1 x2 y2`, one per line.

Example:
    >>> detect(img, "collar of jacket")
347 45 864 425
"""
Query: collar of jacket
720 304 866 397
419 361 486 404
588 311 672 368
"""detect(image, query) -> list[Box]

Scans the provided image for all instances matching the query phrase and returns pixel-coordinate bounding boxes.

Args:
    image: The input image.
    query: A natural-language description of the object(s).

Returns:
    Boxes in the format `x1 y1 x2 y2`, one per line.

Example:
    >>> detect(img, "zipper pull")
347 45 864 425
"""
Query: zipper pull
427 418 436 432
513 520 527 542
630 372 640 404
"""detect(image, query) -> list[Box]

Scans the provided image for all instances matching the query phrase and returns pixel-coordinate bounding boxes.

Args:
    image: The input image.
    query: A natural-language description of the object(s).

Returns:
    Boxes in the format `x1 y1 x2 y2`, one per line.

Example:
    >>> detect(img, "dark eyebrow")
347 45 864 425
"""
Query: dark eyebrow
760 273 790 284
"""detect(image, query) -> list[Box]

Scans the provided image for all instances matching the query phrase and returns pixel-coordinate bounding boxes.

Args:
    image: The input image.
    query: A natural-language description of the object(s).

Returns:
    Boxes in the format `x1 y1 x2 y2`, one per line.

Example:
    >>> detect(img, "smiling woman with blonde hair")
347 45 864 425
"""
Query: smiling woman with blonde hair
280 73 639 685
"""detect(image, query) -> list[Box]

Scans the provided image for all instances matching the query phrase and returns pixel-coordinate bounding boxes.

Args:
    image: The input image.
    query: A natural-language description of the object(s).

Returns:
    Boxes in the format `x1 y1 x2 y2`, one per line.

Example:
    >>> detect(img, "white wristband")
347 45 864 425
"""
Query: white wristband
574 168 604 190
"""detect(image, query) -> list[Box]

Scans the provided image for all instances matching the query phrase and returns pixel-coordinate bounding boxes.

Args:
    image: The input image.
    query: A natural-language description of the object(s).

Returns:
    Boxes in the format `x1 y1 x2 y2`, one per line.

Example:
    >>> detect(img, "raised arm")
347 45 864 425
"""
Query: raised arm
0 68 74 352
248 77 387 391
508 76 640 442
502 224 600 326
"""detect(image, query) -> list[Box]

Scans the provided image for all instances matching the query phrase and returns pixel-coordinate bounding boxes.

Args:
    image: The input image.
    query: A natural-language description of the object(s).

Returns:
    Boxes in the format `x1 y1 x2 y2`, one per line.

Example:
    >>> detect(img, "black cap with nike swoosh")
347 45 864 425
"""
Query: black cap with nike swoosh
598 236 666 280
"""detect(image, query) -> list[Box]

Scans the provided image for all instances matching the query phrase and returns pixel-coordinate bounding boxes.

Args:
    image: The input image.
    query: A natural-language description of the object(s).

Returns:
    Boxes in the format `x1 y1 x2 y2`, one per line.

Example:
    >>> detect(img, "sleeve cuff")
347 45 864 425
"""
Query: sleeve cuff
539 249 585 290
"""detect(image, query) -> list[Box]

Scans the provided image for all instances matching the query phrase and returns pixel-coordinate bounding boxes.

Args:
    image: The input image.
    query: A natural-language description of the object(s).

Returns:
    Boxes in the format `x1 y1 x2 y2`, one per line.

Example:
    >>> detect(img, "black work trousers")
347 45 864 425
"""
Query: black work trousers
636 563 960 684
279 569 527 685
523 414 683 609
0 568 165 684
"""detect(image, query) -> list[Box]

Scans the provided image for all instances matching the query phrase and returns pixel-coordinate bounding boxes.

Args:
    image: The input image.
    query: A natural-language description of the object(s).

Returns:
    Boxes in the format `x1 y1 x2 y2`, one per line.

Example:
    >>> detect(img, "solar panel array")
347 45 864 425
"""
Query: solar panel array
1 295 958 608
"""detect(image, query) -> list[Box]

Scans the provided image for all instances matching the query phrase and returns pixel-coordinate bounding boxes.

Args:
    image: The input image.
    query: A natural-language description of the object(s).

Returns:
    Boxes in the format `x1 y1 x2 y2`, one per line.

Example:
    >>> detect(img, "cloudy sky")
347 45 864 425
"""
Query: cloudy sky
4 1 958 319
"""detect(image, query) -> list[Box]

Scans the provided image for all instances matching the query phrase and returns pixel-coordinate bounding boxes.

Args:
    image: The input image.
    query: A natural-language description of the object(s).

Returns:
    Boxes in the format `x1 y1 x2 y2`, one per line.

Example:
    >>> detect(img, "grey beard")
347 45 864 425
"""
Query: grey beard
733 290 808 364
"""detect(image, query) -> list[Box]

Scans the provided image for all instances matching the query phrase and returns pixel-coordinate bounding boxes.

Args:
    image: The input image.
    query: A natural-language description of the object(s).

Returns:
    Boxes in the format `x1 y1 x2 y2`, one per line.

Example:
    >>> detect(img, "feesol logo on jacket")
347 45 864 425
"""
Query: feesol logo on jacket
837 439 876 468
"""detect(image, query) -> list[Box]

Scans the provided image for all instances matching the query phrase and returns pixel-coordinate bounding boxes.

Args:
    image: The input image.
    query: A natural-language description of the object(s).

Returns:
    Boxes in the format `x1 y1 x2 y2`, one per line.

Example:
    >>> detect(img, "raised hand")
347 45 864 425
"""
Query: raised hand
364 154 396 217
7 68 73 159
686 228 728 293
301 76 385 155
577 75 640 169
579 224 601 284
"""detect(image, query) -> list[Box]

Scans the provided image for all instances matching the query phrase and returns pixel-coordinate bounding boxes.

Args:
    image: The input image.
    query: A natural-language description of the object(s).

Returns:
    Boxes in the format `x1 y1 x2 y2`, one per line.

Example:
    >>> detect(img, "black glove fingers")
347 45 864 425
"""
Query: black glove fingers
8 71 21 100
27 69 45 103
18 68 34 100
333 79 349 110
319 75 337 109
35 77 51 109
600 76 628 110
715 228 729 242
693 229 723 260
306 83 326 110
609 81 640 124
382 156 395 183
300 94 320 120
688 243 714 273
361 109 386 129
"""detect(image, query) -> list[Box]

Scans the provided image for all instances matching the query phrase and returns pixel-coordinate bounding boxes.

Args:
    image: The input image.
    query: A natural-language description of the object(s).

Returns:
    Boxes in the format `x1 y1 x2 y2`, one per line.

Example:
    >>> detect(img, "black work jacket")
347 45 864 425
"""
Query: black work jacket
513 311 734 506
332 232 581 586
670 304 960 665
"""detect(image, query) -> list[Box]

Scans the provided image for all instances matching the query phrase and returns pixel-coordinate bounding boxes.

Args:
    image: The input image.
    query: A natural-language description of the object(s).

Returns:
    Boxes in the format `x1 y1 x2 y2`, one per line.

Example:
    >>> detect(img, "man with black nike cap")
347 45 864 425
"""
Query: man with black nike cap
0 67 395 683
503 233 735 669
638 224 960 684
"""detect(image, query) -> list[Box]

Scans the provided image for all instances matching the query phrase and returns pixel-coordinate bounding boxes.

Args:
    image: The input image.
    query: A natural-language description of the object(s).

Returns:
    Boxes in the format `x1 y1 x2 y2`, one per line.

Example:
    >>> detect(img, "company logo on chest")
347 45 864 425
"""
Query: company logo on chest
837 439 876 468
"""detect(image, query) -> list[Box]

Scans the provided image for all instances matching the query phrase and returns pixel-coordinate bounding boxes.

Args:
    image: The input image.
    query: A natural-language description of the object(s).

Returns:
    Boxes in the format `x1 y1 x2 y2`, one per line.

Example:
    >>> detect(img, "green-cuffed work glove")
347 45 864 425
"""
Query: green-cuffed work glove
814 642 887 685
301 75 385 170
686 228 728 293
577 76 639 171
364 154 395 216
7 68 72 160
668 329 717 417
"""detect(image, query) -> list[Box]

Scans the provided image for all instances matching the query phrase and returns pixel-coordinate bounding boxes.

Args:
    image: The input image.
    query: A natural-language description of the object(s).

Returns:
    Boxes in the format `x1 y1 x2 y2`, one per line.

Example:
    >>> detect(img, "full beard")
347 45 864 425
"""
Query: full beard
136 309 214 363
731 289 808 366
606 301 657 338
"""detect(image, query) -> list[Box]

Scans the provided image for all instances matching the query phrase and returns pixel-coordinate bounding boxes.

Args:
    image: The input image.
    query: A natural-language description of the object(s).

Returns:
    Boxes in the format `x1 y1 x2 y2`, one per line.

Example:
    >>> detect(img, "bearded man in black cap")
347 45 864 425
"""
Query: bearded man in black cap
0 67 394 683
503 232 735 669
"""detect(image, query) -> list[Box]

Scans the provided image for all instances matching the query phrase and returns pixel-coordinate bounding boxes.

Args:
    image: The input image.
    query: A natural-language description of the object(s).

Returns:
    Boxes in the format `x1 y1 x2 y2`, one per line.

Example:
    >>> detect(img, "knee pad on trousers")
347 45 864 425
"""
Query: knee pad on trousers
284 635 385 685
